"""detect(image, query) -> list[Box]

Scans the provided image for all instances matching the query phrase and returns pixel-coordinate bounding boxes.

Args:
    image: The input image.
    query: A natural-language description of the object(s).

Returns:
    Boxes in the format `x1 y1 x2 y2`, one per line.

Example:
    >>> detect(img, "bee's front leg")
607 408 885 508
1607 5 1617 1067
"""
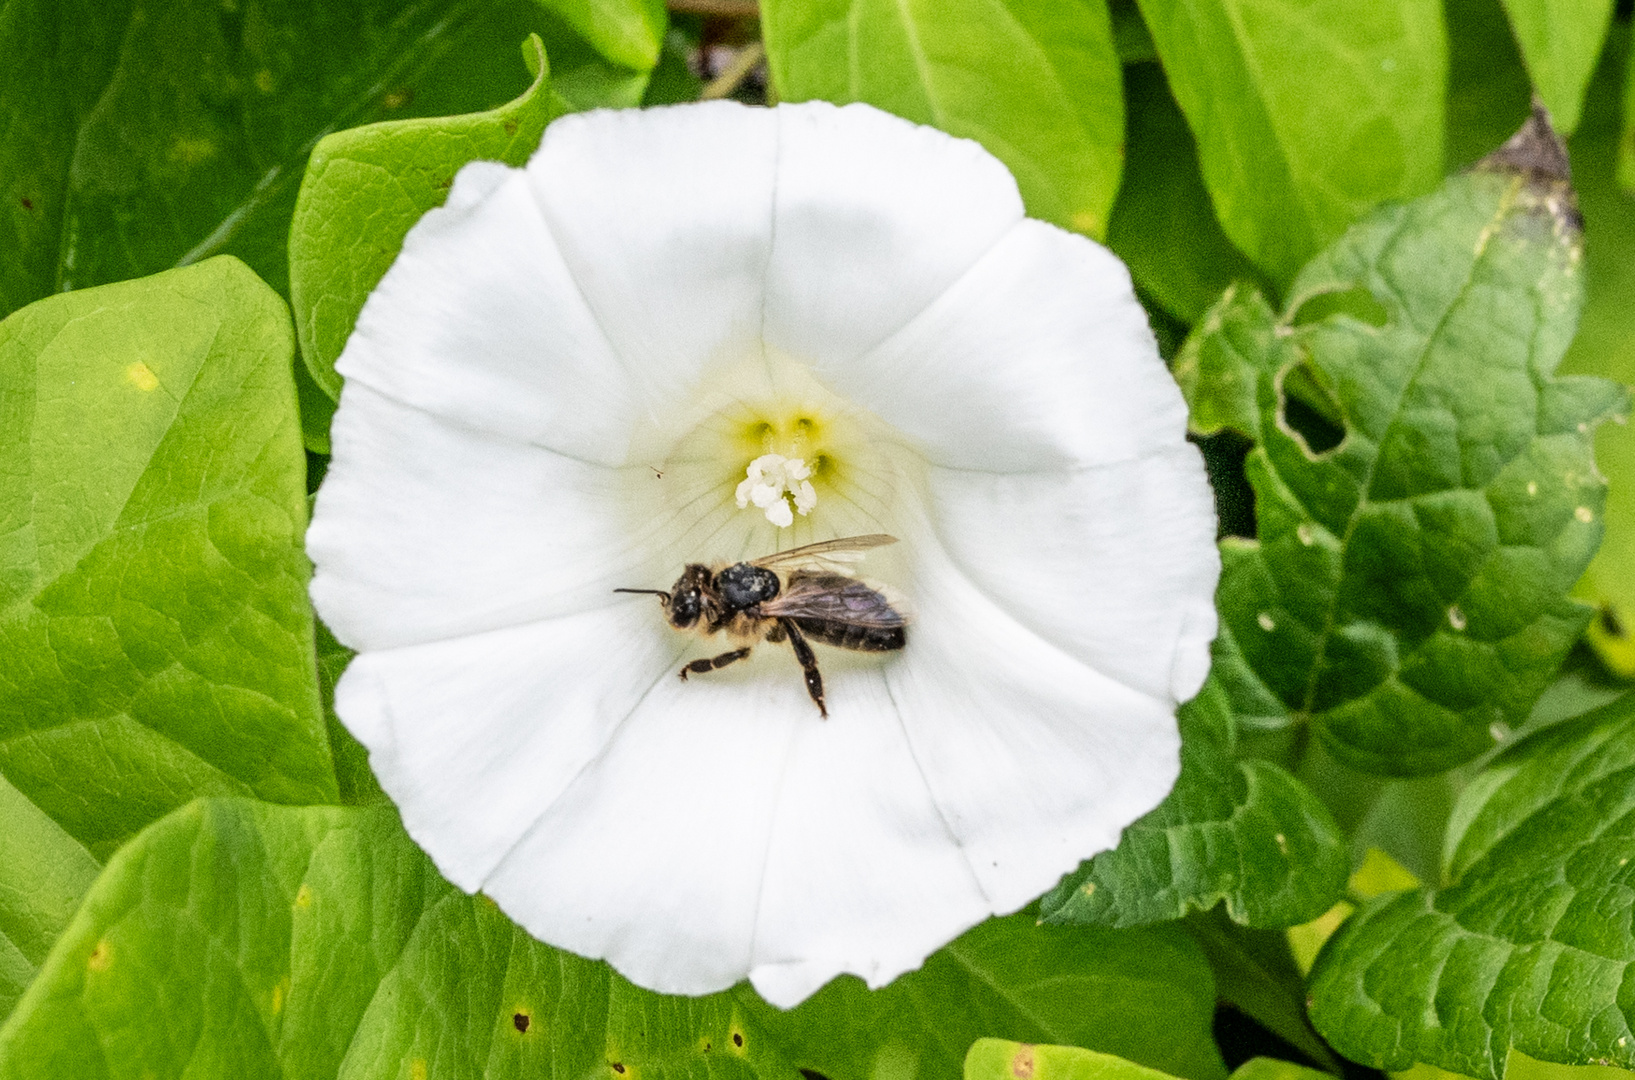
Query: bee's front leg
777 618 826 718
679 647 752 680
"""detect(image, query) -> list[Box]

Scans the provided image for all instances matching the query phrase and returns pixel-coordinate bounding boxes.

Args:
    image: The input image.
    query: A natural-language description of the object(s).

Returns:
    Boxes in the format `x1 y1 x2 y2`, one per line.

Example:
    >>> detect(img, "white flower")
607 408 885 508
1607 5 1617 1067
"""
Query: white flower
307 100 1220 1008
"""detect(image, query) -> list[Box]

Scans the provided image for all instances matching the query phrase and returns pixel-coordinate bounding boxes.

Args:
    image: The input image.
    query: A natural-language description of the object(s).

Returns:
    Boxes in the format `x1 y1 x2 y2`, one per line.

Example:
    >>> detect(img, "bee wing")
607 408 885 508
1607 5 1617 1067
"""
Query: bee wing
753 534 898 575
761 573 911 628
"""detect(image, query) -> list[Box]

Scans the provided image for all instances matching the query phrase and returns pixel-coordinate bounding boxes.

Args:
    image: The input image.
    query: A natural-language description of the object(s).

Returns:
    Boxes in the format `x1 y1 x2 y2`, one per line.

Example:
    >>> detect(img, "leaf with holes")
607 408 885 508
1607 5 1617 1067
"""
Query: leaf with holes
1174 110 1627 777
736 913 1226 1080
287 34 556 451
0 258 337 862
0 798 801 1080
1134 0 1447 285
1307 689 1635 1079
760 0 1124 239
1038 675 1347 931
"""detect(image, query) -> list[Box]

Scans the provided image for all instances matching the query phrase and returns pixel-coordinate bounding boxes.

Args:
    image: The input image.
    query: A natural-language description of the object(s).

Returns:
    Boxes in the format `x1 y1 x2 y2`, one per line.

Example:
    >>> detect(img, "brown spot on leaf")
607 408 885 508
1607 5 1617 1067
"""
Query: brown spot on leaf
20 197 33 211
87 940 111 972
732 1032 744 1048
504 119 518 135
382 87 413 110
1478 97 1582 230
1011 1044 1036 1080
513 1012 530 1033
612 1064 626 1074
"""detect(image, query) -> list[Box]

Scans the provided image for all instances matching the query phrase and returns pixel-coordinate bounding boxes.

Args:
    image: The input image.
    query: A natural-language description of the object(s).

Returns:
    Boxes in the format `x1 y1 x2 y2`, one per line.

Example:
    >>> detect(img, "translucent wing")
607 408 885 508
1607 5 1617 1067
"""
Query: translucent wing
761 572 910 628
753 534 898 575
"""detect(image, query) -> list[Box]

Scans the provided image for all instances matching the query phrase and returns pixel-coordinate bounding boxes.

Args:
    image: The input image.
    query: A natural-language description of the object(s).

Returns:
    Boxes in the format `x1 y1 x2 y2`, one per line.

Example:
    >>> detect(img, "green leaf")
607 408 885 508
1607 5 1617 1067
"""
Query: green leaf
287 33 555 445
1496 0 1614 135
314 621 383 807
1622 30 1635 194
737 914 1227 1080
1174 111 1628 777
1106 62 1262 324
0 0 620 322
539 0 667 72
1134 0 1447 284
1039 676 1347 929
1182 910 1344 1074
1558 24 1635 676
1225 1060 1334 1080
0 775 99 1023
761 0 1125 238
1307 689 1635 1079
0 259 336 861
965 1040 1185 1080
0 798 801 1080
1446 0 1534 172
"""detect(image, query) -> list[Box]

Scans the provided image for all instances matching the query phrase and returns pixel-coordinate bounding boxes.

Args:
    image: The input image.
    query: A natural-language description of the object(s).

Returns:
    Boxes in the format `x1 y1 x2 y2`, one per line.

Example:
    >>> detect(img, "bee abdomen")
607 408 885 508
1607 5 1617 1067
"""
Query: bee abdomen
795 619 905 652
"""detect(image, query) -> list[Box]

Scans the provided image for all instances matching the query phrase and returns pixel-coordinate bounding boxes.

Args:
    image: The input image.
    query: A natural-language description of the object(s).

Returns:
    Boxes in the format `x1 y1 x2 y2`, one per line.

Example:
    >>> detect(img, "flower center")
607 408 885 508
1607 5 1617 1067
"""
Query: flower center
736 453 816 527
621 351 926 573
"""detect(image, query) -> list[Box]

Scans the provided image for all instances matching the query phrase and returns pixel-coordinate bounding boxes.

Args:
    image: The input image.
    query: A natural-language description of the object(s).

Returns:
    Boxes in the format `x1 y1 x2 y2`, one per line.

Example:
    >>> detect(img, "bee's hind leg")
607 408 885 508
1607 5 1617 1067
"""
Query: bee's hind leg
777 618 826 718
679 647 751 681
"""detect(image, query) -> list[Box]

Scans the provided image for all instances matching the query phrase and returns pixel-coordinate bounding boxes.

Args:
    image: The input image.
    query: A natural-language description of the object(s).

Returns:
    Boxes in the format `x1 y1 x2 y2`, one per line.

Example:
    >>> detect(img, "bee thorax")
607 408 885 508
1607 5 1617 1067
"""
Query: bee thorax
715 563 780 610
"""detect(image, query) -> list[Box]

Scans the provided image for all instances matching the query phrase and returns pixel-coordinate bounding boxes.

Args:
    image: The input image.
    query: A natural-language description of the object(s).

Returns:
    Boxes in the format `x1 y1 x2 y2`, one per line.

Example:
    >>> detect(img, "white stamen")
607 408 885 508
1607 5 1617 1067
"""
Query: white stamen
736 453 817 527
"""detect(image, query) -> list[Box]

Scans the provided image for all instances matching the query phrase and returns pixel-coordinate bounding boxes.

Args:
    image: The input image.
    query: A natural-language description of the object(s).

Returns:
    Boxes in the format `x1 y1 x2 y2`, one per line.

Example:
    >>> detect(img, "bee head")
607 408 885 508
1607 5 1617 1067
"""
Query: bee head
666 566 712 629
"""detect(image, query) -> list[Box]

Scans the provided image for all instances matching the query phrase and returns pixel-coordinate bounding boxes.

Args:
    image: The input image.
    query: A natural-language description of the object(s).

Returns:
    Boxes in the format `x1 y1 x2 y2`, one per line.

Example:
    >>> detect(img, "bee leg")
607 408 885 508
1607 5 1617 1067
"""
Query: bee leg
778 618 826 718
679 647 751 681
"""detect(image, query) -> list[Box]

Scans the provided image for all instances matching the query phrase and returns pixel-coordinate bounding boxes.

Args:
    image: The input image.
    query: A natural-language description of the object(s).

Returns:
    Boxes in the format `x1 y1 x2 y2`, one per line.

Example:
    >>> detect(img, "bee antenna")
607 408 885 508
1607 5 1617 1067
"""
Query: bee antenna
613 588 670 605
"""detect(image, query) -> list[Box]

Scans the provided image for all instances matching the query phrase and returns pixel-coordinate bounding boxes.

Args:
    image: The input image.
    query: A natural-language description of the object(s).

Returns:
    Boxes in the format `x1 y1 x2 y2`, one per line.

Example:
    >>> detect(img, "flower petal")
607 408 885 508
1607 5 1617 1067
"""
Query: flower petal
309 384 646 651
478 651 991 1004
524 102 779 394
333 602 679 892
818 220 1188 472
762 102 1025 366
885 531 1185 913
334 164 635 462
927 444 1220 703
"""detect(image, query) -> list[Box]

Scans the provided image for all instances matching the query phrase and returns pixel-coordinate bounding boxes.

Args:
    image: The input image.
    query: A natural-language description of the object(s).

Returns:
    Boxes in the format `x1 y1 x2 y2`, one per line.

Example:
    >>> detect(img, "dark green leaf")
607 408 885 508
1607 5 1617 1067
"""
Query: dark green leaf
1446 0 1535 172
0 776 99 1022
1039 676 1347 929
1496 0 1615 134
0 259 336 862
1182 909 1344 1073
1106 62 1262 323
761 0 1125 238
738 914 1227 1080
0 0 629 322
0 798 800 1080
1308 690 1635 1079
1174 111 1627 776
1559 24 1635 676
287 33 555 446
1135 0 1447 284
1622 28 1635 194
1225 1061 1333 1080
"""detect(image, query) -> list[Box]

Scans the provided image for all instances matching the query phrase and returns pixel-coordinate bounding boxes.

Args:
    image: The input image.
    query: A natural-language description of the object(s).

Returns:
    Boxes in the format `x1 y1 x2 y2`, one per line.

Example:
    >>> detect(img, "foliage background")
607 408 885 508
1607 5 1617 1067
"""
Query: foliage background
3 0 1635 1078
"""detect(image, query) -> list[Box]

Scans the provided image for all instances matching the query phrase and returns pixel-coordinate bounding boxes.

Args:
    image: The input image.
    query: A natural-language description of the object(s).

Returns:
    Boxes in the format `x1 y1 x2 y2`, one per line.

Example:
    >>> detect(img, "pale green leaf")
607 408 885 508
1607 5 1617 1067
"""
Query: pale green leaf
761 0 1125 238
1174 112 1626 776
737 915 1226 1080
287 34 554 451
1497 0 1615 134
0 798 800 1080
965 1041 1182 1080
0 775 98 1022
0 259 336 861
539 0 667 72
1308 690 1635 1079
1039 676 1347 930
1135 0 1447 283
1558 24 1635 675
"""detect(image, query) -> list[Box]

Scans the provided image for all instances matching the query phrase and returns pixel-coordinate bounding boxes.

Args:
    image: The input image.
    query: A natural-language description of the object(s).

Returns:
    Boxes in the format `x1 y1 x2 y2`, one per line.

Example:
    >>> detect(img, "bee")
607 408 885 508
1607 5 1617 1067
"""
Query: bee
614 534 908 718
